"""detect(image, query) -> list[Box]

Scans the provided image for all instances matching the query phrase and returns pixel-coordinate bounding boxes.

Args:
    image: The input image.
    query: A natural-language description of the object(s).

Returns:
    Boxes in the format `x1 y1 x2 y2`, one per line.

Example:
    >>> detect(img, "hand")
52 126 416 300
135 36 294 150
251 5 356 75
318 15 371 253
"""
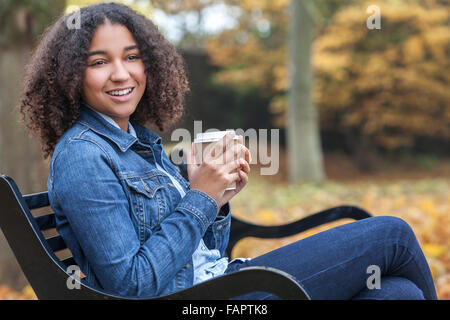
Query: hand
218 160 250 207
187 132 251 208
216 135 251 207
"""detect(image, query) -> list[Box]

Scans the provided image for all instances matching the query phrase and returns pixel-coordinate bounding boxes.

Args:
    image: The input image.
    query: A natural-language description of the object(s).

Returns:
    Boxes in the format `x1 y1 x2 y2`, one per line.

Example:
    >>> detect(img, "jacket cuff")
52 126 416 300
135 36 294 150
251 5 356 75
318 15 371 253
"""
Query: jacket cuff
217 202 230 218
175 189 219 231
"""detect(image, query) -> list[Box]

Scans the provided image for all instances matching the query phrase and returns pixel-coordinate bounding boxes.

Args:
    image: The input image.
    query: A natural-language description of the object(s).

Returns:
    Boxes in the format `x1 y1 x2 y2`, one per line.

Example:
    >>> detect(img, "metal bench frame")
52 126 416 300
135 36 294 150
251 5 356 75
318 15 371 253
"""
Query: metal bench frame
0 172 371 300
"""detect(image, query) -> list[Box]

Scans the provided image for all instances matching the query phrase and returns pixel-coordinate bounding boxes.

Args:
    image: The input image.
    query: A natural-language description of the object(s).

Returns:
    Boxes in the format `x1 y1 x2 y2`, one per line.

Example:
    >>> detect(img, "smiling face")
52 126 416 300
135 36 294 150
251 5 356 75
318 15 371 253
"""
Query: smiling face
82 21 147 131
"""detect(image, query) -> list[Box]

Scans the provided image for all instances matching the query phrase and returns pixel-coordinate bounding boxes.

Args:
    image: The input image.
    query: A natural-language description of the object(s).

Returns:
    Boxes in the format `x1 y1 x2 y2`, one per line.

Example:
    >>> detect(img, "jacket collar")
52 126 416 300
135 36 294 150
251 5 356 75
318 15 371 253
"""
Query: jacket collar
78 102 162 152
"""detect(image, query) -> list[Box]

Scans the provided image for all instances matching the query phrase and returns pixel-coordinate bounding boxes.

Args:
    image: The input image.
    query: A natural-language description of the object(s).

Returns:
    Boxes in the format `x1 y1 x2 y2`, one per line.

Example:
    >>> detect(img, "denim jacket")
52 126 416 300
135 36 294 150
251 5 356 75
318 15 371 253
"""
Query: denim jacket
47 103 232 298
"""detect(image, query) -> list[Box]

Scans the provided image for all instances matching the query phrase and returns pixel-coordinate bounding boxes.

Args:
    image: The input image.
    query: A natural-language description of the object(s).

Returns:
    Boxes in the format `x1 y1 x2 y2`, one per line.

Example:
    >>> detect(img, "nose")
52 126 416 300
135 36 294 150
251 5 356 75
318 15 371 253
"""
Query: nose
110 59 130 82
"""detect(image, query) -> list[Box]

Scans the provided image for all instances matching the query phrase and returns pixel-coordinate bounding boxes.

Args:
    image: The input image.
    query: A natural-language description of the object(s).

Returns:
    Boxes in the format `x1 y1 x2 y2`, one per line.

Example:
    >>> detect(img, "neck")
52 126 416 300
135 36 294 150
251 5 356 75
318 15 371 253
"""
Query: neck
116 119 129 132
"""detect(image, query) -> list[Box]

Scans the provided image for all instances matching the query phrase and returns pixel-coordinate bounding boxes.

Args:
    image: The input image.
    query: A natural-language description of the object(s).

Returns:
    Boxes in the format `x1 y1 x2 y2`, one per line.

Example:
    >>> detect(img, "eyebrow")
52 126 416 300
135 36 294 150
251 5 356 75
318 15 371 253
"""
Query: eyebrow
87 45 139 57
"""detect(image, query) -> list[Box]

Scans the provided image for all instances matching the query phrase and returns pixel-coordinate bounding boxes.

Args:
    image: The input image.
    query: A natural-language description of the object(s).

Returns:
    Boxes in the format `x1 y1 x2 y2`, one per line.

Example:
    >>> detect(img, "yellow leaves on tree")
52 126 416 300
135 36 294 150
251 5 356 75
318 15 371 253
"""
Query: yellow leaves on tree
314 2 450 150
204 0 450 151
204 0 289 95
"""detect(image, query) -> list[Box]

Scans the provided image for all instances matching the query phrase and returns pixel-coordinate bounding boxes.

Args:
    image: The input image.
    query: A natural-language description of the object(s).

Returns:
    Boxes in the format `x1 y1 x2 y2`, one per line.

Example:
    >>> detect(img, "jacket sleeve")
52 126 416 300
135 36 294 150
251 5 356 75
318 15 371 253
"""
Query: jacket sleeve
161 148 232 256
50 139 219 297
202 203 231 256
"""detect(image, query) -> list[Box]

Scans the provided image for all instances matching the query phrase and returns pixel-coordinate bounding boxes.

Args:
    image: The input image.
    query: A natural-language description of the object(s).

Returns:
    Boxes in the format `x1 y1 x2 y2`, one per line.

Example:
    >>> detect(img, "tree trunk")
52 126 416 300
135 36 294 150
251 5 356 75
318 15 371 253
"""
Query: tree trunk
287 0 325 184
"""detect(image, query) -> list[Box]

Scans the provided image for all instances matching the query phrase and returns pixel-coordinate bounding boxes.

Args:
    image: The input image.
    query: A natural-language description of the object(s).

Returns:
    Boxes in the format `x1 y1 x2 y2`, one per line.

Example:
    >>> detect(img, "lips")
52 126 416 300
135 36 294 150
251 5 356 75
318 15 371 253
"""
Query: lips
105 86 135 102
106 86 135 94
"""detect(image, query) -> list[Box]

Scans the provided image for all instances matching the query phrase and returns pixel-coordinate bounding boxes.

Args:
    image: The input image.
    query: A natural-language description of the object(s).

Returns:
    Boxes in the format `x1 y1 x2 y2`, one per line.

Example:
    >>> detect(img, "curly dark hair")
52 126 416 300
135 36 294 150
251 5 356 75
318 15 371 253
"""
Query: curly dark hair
19 2 189 159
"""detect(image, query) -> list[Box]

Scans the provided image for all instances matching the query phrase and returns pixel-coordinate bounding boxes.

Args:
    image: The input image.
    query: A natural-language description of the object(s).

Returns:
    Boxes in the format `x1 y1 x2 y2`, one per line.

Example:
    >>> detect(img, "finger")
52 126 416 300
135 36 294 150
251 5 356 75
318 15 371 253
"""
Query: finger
237 135 244 147
241 169 248 182
197 139 218 164
235 170 248 192
226 172 240 184
239 158 250 174
234 136 251 164
235 136 252 164
226 156 249 174
223 157 250 177
211 131 236 161
187 143 197 177
245 146 252 164
236 141 250 161
187 143 194 164
239 169 248 184
222 158 243 174
241 144 251 165
221 143 249 165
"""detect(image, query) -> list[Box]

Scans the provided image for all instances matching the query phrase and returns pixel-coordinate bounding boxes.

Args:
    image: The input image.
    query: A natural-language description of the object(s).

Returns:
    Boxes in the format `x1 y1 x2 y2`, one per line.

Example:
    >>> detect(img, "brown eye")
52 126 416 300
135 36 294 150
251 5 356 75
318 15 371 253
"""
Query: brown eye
90 60 105 66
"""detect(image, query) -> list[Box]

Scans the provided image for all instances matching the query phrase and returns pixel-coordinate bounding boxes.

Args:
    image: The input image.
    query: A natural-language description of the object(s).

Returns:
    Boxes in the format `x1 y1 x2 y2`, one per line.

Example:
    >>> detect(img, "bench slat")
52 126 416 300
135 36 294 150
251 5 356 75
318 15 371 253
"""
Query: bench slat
35 213 56 231
46 235 67 252
60 256 76 267
23 192 49 209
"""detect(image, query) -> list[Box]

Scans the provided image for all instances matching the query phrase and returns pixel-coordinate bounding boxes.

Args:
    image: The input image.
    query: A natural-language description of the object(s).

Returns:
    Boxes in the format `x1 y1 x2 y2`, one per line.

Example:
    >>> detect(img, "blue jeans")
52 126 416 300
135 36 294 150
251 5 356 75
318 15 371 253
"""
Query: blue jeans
225 216 437 300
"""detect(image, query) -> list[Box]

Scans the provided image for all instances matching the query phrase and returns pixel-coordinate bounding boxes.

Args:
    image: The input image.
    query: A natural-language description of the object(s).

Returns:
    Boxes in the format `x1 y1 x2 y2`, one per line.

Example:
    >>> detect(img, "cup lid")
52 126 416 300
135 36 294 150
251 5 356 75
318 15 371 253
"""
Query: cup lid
194 130 238 143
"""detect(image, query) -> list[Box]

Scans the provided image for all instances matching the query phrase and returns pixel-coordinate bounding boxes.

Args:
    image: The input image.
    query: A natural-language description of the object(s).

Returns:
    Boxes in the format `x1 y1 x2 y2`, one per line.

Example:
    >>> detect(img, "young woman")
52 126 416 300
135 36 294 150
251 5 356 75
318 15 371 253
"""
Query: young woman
18 3 437 300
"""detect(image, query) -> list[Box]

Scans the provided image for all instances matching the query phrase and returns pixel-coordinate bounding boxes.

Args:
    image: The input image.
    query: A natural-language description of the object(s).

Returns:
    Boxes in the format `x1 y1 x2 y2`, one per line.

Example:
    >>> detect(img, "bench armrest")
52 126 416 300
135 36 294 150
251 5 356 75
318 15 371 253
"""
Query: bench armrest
227 205 372 256
157 266 310 300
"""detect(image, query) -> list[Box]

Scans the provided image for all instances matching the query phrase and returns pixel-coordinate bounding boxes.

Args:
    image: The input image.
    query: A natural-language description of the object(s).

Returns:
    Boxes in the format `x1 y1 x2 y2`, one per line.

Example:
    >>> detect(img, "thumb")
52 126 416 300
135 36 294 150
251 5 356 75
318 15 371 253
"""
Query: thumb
187 143 197 177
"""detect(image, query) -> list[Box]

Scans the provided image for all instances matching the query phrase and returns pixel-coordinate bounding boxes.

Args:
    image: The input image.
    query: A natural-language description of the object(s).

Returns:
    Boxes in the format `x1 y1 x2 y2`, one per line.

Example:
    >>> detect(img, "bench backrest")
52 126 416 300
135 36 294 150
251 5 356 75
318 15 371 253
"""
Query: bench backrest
0 155 190 299
0 175 121 299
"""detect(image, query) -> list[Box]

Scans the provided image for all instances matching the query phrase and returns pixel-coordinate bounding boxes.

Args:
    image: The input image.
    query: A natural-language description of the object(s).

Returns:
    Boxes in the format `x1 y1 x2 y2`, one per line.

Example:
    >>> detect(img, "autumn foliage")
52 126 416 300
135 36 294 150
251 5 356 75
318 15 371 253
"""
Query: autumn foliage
1 0 448 301
314 2 450 151
205 0 450 152
229 153 450 300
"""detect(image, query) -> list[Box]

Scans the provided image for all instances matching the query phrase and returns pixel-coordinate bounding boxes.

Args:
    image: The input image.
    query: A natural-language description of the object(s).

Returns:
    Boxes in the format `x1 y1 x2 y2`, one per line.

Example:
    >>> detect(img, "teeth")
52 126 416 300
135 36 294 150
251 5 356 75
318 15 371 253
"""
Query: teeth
108 88 132 96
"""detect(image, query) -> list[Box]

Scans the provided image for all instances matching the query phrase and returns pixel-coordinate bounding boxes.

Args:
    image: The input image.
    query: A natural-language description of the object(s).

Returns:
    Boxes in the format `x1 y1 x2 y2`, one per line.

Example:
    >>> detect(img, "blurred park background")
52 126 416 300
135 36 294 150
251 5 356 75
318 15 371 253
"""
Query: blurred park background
0 0 448 299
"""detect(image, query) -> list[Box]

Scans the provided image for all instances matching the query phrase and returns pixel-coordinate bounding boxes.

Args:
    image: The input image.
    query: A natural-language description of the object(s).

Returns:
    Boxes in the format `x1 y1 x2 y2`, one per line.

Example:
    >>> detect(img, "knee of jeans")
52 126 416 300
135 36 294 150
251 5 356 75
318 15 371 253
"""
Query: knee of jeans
383 277 425 300
375 216 416 241
354 277 425 300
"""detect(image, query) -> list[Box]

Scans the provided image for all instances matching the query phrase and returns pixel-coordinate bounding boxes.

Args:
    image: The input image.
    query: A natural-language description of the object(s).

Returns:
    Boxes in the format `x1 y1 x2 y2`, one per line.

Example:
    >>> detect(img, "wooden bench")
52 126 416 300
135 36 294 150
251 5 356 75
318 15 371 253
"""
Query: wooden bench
0 168 371 300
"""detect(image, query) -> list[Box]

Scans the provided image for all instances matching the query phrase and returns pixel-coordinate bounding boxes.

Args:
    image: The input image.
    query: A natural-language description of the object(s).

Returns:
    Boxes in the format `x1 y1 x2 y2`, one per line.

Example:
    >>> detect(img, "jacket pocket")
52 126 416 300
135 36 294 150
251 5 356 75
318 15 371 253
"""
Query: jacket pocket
126 177 162 199
125 177 167 230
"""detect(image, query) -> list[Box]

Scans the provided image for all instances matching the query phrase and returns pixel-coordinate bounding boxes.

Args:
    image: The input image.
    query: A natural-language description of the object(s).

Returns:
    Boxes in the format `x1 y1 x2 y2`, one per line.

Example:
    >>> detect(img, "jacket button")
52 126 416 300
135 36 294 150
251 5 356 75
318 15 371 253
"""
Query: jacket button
185 263 190 268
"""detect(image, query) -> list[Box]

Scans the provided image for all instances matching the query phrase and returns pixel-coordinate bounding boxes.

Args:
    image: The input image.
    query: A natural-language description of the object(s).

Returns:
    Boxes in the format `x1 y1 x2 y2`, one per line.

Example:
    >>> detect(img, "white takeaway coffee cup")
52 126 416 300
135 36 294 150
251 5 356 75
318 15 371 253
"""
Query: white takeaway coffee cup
193 130 242 190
